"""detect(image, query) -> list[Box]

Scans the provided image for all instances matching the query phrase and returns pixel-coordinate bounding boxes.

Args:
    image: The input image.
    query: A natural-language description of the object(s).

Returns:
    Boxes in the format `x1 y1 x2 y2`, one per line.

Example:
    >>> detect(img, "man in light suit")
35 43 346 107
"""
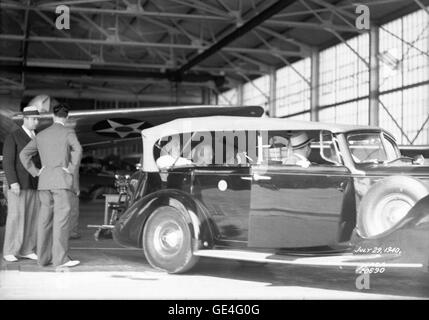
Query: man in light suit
20 103 82 268
2 106 40 262
69 163 81 240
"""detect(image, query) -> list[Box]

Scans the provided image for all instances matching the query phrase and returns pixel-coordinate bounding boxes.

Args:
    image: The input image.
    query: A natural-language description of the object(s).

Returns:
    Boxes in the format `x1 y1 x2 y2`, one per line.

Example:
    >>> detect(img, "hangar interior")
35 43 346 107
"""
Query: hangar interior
1 1 429 299
0 0 429 150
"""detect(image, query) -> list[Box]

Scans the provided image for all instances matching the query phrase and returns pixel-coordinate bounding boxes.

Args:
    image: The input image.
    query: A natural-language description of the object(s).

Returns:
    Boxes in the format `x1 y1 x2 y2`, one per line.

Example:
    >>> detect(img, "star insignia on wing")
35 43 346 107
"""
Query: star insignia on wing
95 119 145 138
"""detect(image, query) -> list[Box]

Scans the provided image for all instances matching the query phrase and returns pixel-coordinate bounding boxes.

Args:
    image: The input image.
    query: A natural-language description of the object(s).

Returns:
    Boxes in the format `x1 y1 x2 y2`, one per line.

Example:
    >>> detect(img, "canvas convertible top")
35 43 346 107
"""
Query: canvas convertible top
141 115 386 172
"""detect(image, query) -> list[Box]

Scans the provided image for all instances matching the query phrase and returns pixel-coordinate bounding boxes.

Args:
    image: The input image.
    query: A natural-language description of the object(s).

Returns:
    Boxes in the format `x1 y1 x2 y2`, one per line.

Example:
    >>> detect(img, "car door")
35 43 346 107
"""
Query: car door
192 166 252 244
248 164 353 248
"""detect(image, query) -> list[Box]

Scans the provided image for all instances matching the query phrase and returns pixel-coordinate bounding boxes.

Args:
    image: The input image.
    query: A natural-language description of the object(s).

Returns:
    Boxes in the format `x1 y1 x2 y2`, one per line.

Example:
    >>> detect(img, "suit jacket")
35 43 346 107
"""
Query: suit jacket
20 122 82 191
72 160 80 195
2 127 39 189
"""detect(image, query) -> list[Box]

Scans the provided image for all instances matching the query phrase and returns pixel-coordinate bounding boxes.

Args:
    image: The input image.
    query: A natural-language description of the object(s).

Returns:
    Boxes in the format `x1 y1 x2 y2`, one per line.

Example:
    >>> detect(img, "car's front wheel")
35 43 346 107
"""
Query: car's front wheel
142 206 198 273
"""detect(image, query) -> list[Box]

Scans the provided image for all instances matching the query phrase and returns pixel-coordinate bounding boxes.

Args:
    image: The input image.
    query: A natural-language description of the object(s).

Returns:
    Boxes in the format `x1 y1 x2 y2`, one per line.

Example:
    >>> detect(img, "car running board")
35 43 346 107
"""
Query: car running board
194 249 424 269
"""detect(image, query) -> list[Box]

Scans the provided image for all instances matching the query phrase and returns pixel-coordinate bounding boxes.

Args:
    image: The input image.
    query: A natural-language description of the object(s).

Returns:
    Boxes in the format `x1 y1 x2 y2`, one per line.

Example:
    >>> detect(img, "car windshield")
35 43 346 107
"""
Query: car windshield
347 132 400 163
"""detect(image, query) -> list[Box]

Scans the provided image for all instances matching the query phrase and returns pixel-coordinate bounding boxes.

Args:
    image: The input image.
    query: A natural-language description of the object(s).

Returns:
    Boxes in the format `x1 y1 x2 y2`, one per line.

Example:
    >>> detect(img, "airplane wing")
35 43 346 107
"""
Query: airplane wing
12 105 264 147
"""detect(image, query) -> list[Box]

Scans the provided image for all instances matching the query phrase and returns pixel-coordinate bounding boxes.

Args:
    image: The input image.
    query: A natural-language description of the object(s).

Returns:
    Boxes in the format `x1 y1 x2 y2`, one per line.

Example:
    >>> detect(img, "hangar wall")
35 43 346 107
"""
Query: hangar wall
217 7 429 145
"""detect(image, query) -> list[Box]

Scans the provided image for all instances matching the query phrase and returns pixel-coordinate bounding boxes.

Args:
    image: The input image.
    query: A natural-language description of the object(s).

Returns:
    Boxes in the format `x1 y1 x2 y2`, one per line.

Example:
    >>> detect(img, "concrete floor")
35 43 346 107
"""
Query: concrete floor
0 200 428 299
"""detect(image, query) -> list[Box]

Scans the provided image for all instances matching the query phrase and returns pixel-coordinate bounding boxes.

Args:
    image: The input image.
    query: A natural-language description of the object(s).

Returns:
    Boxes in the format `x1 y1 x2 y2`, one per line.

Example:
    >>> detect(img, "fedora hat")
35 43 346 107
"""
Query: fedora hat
290 132 312 149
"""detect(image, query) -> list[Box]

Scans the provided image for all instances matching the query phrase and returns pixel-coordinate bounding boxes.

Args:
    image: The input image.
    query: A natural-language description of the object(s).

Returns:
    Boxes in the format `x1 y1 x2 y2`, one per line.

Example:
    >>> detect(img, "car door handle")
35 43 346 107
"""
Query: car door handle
337 181 346 192
241 174 272 181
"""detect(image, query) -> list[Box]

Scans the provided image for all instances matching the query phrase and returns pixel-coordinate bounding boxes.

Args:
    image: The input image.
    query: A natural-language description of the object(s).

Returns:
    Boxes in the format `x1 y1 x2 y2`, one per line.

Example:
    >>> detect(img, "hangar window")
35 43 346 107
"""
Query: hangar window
318 33 369 126
275 58 311 118
218 88 239 106
242 75 270 110
319 33 369 107
379 8 429 145
319 99 369 125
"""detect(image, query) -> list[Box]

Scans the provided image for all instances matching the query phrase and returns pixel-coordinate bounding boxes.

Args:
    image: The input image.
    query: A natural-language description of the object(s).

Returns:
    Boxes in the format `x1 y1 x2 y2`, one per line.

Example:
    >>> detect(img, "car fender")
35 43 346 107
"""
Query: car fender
114 189 217 250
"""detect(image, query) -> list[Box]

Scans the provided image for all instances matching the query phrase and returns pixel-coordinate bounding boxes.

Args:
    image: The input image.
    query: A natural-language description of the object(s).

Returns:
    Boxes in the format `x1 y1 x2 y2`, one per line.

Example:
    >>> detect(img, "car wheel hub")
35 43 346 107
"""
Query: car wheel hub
153 221 184 257
371 193 413 236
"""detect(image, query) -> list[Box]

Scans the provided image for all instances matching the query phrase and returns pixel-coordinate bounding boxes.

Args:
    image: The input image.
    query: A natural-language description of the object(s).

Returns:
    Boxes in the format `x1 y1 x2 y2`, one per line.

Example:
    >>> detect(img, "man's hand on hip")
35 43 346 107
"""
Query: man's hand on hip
37 166 45 176
10 183 20 195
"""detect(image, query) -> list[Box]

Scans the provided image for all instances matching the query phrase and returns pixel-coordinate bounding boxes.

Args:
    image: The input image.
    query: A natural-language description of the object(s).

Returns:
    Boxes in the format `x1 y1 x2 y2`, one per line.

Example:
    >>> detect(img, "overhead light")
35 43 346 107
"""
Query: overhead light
379 48 401 70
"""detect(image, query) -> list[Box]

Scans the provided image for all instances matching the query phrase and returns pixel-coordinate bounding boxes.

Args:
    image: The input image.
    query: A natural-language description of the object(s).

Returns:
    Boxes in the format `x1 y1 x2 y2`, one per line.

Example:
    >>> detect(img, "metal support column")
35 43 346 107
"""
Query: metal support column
310 49 319 122
369 25 380 126
269 69 277 117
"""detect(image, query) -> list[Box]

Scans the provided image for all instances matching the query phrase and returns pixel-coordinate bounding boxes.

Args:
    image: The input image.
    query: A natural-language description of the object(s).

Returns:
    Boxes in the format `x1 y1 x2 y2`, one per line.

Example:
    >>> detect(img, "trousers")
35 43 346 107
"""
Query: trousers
37 189 72 267
3 189 39 256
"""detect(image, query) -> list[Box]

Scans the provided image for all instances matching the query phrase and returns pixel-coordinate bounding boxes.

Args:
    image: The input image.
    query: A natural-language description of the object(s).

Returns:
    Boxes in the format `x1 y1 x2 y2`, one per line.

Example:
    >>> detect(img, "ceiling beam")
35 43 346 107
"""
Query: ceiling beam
0 34 302 57
175 0 298 76
0 64 226 87
0 57 263 76
23 88 202 103
263 19 363 33
0 2 232 21
23 71 217 88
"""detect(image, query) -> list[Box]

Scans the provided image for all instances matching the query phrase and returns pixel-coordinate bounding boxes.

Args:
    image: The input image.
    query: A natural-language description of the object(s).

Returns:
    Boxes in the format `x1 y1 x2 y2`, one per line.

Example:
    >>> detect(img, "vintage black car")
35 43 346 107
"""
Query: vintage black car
113 116 429 273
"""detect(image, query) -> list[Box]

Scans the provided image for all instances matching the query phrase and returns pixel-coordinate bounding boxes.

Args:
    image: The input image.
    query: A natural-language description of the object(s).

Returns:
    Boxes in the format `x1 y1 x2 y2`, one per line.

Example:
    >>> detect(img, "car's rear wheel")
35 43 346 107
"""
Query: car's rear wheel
358 176 429 238
142 206 198 273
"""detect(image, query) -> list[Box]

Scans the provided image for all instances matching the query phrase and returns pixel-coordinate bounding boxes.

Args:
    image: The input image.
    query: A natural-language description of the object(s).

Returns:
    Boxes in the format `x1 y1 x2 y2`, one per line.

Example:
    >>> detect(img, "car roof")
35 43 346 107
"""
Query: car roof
141 115 382 139
140 116 387 172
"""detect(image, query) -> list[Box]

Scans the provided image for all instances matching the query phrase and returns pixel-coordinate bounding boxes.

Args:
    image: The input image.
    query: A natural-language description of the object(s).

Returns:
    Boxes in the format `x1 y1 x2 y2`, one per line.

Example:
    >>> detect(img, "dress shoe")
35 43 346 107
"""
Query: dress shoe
3 255 18 262
19 253 38 260
58 260 80 268
69 232 81 240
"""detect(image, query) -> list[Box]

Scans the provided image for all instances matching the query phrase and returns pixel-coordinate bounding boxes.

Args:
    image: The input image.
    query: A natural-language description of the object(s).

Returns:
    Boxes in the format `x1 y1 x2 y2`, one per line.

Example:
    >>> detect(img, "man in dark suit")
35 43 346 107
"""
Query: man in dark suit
2 106 40 262
20 103 82 268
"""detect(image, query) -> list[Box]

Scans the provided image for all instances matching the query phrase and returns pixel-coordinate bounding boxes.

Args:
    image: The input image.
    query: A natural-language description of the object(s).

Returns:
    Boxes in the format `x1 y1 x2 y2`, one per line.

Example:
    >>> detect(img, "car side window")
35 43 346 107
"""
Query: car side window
212 130 252 166
154 134 193 169
259 130 342 167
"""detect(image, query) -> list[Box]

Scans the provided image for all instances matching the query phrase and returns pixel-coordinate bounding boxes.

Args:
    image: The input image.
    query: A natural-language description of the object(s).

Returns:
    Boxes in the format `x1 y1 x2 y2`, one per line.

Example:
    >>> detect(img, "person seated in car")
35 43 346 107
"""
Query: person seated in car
269 135 291 162
156 136 192 169
282 132 313 168
224 149 249 165
192 142 213 166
